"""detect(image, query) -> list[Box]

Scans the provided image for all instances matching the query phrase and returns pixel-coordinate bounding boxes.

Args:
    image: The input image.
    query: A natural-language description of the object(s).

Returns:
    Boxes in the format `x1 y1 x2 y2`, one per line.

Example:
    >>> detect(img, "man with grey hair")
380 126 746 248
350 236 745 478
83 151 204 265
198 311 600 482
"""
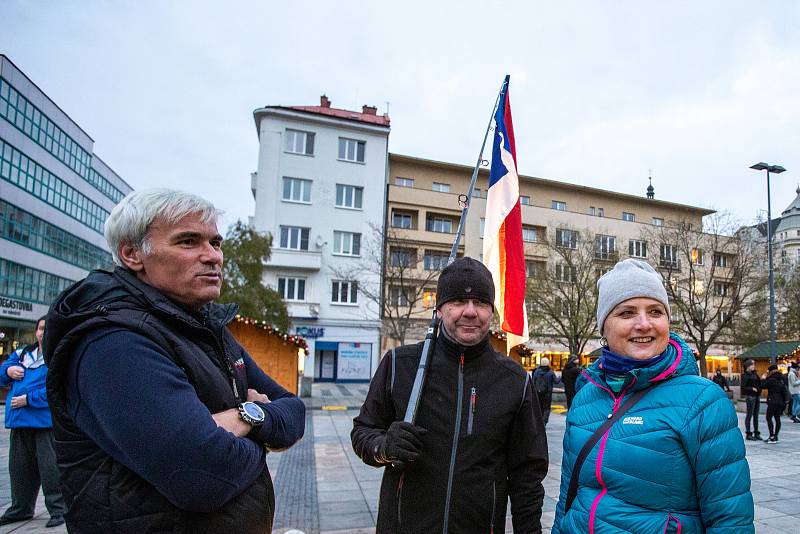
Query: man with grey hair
43 189 305 533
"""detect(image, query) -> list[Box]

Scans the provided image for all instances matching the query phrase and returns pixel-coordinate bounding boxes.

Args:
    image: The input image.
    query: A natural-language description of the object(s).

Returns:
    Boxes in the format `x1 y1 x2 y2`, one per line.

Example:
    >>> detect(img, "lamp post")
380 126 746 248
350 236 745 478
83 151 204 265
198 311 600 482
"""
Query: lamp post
750 162 786 365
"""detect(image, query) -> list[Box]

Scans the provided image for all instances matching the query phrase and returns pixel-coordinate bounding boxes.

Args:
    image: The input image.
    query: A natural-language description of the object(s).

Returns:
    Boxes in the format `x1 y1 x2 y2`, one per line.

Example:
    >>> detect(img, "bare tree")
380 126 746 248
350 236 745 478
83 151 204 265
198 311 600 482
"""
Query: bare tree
526 228 602 356
330 223 440 347
643 213 767 376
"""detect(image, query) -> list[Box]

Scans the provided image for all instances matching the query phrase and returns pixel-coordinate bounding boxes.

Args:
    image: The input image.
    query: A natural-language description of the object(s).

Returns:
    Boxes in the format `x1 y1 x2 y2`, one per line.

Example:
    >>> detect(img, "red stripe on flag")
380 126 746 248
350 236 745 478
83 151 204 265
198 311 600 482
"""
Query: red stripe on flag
501 202 526 334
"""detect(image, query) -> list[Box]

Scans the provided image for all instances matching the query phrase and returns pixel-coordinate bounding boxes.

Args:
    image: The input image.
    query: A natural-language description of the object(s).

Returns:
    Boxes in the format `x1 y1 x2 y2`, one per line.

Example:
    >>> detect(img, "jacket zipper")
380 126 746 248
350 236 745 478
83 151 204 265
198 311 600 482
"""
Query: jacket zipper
489 480 496 534
442 353 465 534
582 372 637 534
397 472 405 528
467 386 477 435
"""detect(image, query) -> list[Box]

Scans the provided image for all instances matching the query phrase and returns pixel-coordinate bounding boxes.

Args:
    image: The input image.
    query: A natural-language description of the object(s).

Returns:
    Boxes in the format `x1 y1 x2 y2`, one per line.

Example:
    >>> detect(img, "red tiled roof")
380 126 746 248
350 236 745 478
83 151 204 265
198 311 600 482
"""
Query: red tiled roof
281 105 391 127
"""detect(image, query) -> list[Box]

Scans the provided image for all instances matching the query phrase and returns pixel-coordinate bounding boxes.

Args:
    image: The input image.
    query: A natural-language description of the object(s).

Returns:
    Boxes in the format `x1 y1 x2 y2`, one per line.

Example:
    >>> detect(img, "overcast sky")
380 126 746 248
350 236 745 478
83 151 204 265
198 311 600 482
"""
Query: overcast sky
2 1 799 232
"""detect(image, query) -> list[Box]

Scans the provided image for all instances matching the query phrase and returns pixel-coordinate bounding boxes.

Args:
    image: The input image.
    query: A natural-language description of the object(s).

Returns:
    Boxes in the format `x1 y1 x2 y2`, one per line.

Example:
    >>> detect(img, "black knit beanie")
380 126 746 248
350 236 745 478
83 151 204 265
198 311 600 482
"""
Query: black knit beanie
436 257 495 309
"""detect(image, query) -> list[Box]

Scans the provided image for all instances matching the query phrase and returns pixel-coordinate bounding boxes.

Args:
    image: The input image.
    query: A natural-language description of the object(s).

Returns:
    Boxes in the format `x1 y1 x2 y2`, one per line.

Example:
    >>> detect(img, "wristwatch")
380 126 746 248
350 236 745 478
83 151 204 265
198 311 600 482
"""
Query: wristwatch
238 401 266 426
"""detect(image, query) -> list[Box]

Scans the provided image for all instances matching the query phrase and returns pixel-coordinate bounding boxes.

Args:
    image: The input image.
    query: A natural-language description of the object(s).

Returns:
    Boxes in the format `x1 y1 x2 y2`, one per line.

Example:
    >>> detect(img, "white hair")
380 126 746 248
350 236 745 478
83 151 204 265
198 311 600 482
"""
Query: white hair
104 188 222 266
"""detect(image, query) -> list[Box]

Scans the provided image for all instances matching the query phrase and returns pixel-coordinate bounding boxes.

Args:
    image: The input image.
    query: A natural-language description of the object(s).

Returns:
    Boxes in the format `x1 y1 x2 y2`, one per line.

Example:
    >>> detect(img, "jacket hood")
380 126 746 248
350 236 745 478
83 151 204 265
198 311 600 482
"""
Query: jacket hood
44 268 238 361
578 333 698 393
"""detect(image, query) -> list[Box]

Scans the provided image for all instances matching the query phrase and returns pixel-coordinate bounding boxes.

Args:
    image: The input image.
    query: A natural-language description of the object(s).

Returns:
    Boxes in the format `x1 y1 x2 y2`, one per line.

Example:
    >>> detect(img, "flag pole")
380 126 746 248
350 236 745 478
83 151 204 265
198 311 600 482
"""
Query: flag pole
403 76 509 425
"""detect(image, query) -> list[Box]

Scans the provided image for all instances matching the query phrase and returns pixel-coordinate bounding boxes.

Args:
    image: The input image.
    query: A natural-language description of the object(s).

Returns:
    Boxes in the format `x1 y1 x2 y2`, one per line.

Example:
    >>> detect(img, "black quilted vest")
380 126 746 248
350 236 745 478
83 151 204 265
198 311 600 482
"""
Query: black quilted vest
45 268 274 533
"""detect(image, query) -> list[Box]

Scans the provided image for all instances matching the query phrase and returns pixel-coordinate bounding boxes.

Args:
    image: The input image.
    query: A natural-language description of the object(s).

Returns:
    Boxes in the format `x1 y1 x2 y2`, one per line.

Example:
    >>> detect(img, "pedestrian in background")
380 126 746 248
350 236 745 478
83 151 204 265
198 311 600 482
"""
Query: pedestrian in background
0 317 65 528
713 369 731 392
788 362 800 423
352 257 549 533
553 259 753 533
561 354 581 410
532 357 558 424
741 359 762 441
762 364 790 443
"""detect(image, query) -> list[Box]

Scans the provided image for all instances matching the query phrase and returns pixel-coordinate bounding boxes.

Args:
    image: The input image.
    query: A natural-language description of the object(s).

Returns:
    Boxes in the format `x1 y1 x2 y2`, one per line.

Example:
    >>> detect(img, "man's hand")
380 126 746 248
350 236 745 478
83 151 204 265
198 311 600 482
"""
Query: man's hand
6 366 24 381
378 421 427 467
212 408 251 437
10 395 27 409
247 388 270 404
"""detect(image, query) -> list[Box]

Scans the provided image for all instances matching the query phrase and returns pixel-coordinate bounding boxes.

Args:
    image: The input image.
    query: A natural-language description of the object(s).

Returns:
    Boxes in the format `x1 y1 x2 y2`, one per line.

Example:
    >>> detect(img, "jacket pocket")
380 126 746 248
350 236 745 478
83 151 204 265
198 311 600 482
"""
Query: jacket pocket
467 387 477 435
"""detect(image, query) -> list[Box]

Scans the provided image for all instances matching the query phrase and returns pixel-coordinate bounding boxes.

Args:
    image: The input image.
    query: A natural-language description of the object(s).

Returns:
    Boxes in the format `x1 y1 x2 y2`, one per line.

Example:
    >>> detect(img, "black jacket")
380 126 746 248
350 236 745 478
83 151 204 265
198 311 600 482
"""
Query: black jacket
762 371 790 406
561 360 580 399
741 370 761 397
44 268 303 533
712 373 730 390
351 331 548 533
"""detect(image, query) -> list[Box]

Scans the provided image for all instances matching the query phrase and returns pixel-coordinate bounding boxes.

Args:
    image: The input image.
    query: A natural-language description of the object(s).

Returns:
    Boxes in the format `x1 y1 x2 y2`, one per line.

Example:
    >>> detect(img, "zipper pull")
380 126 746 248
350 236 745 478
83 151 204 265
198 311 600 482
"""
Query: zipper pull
460 353 464 370
470 387 477 414
231 377 240 399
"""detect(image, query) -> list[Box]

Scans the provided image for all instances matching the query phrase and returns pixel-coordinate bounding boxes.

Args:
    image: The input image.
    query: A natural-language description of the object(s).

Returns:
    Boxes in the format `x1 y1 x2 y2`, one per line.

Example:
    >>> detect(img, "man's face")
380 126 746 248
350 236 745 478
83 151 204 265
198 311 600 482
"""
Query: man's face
436 298 492 346
35 319 45 347
121 213 223 310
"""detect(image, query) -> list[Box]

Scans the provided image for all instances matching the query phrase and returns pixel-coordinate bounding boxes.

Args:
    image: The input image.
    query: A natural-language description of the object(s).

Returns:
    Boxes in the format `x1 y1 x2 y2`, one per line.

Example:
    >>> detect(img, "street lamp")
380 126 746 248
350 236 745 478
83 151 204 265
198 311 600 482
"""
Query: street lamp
750 162 786 365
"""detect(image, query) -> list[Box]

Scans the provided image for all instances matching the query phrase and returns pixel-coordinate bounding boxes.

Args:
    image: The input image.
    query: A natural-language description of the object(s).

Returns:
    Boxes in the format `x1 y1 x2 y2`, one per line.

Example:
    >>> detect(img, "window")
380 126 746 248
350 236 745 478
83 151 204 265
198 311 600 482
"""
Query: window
277 277 306 301
338 138 365 162
335 184 363 209
426 216 453 233
597 207 605 217
520 195 530 205
333 231 361 256
279 226 310 250
424 251 449 271
713 253 729 268
526 260 544 278
522 225 538 242
0 259 74 305
691 247 703 265
589 206 596 216
660 244 678 268
552 200 566 211
392 211 413 229
595 235 616 260
719 310 730 327
285 129 314 155
390 248 414 267
629 240 647 258
622 212 635 222
471 188 481 198
395 177 414 188
555 297 572 317
556 263 577 283
692 280 705 295
555 228 577 249
714 281 732 297
480 218 485 238
423 290 437 309
432 182 450 193
389 286 412 306
652 217 664 226
282 177 311 203
331 280 358 304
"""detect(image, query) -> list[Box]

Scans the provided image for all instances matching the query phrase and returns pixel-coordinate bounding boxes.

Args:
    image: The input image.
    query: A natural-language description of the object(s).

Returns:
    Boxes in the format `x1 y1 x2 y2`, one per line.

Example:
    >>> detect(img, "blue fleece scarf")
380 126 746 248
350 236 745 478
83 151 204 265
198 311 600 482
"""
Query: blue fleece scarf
600 344 671 376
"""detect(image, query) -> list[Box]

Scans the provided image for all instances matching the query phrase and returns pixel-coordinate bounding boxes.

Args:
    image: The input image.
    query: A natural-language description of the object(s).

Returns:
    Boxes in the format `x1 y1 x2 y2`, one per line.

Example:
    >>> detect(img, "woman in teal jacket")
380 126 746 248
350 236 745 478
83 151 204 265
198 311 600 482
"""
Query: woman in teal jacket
553 259 753 533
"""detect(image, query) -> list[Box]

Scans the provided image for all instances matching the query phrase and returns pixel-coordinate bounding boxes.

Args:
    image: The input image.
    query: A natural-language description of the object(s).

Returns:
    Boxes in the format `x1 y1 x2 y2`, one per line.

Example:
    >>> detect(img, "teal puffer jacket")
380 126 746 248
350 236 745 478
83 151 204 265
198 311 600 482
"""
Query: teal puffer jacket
553 334 753 533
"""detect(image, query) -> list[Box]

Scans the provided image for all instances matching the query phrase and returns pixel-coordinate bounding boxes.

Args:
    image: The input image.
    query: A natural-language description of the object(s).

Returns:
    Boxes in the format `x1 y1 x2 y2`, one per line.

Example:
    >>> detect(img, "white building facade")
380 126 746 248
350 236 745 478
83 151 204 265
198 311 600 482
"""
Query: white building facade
251 97 389 382
0 55 132 354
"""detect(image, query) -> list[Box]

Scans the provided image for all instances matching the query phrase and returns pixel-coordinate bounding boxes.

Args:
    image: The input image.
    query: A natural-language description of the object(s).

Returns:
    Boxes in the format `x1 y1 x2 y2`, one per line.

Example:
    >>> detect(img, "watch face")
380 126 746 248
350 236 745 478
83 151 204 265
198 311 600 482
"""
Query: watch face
244 402 265 420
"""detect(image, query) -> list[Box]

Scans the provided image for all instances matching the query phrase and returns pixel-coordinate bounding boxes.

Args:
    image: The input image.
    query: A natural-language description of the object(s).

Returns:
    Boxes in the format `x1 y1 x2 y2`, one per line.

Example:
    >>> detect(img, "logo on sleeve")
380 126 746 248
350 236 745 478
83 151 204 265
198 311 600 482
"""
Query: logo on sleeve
233 357 245 369
622 416 644 425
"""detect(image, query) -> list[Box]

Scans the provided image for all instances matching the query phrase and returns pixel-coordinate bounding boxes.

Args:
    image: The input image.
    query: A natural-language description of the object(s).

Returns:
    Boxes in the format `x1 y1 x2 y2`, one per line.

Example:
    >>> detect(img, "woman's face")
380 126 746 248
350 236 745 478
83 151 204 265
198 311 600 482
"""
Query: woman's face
604 298 670 360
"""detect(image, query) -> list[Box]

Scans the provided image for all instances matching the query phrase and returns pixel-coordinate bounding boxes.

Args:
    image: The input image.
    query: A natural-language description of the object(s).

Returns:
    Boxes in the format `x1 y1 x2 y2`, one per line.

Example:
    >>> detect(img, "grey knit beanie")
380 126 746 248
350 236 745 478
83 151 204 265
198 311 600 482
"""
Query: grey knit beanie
596 259 670 335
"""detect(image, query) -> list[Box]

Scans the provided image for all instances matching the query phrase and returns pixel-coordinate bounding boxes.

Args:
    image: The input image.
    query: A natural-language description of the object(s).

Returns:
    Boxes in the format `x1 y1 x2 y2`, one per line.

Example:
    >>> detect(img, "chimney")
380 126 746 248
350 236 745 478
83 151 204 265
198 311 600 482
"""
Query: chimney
320 95 331 108
362 104 377 115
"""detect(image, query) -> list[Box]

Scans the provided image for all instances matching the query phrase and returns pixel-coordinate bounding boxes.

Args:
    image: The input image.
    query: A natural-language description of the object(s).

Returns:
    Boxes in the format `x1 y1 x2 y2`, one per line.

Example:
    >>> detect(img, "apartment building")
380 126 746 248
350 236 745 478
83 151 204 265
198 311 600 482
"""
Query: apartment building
385 153 732 367
0 55 132 355
250 96 389 383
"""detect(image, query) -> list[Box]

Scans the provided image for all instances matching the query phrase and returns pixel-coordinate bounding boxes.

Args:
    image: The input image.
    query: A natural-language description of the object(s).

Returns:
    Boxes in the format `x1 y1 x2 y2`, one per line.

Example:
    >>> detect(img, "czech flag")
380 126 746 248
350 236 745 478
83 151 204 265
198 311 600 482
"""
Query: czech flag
482 75 529 354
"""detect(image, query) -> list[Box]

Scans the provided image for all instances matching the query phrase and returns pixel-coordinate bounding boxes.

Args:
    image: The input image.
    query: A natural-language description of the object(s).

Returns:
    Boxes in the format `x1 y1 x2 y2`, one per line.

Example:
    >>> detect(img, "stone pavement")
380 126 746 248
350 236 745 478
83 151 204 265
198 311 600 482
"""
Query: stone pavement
0 386 798 533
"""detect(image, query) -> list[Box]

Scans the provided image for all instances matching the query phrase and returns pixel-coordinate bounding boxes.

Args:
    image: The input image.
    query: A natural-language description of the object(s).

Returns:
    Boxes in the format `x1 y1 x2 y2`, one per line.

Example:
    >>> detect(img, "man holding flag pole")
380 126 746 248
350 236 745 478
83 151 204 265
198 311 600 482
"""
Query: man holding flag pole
351 76 548 533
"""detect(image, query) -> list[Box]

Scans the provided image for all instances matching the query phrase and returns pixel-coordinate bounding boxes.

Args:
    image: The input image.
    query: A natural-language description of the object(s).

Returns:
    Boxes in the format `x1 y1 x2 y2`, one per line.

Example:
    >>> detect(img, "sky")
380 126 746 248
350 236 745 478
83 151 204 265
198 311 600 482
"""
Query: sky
2 1 799 233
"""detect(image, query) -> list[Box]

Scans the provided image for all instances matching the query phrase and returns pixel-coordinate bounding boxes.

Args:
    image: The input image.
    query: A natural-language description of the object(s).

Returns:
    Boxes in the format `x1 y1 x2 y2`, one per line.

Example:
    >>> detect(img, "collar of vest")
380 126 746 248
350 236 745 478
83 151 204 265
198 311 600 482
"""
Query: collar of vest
437 327 491 362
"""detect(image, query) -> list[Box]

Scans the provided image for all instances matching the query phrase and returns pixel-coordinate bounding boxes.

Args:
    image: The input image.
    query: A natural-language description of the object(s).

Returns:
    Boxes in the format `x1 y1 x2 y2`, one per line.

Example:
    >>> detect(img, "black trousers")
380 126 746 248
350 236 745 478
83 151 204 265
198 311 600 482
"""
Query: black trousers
766 403 783 438
1 428 66 520
537 392 552 424
745 395 760 434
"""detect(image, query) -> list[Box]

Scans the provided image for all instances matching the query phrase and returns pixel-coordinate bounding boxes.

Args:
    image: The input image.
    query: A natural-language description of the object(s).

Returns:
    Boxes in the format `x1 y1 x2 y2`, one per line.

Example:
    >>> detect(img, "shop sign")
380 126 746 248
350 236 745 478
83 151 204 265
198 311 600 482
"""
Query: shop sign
295 326 325 338
0 298 47 322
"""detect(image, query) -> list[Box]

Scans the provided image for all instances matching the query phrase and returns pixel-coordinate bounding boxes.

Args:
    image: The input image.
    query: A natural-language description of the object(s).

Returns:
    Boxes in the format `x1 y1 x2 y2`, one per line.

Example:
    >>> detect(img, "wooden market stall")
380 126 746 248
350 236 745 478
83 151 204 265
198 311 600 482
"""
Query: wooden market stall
738 340 800 378
228 316 308 395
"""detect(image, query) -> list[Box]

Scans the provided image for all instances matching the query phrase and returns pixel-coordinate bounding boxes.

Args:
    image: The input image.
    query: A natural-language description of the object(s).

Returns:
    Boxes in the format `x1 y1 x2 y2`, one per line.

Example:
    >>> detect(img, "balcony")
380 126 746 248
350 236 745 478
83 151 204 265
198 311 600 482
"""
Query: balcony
658 258 681 270
286 301 321 319
594 251 619 262
267 248 322 270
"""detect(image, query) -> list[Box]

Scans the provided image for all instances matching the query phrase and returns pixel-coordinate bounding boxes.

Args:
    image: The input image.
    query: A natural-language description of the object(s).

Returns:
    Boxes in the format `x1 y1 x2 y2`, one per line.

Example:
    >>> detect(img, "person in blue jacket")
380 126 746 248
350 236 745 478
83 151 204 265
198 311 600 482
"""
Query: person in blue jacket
553 259 754 533
0 317 66 528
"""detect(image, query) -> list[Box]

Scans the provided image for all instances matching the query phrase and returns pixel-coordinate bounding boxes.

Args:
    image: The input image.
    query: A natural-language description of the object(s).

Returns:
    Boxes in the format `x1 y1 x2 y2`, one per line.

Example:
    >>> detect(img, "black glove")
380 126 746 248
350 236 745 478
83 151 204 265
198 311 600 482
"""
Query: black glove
377 421 427 466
